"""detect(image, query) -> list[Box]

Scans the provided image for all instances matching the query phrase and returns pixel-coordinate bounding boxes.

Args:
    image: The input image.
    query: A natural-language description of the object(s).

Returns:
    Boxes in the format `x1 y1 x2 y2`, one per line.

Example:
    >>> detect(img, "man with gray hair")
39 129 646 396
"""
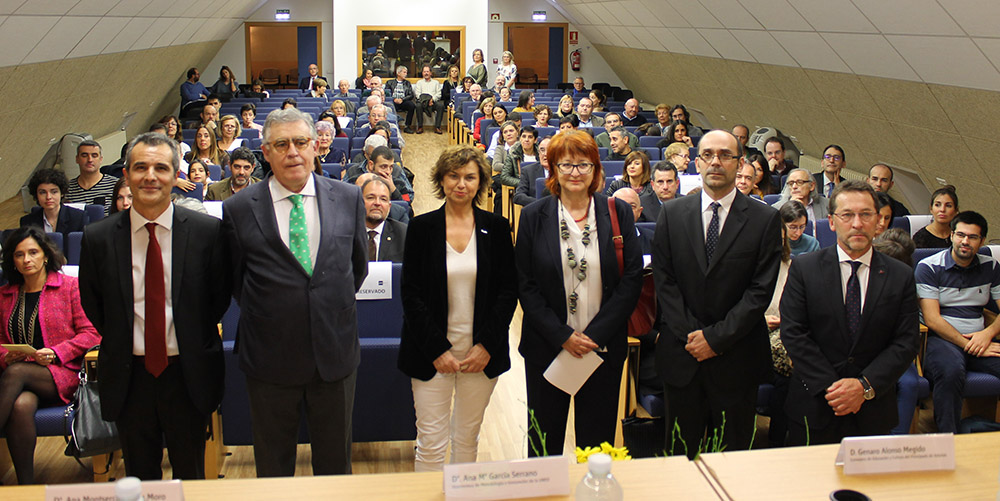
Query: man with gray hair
222 107 368 477
357 104 405 148
772 168 830 233
80 132 230 480
384 65 417 133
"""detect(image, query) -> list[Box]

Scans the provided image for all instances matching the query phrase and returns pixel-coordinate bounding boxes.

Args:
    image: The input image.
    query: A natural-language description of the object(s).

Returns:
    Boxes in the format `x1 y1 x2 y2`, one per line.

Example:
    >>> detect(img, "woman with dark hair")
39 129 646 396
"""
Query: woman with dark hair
779 200 819 256
209 65 239 99
747 152 775 196
110 176 132 215
656 121 693 149
472 98 495 144
281 98 298 109
239 103 263 139
356 68 373 90
499 125 539 188
604 150 652 197
490 121 520 173
184 126 230 172
513 90 535 114
20 169 87 238
913 186 958 248
0 227 100 484
158 115 189 158
467 48 488 87
589 89 606 112
533 105 552 127
515 130 643 456
461 76 475 94
399 145 516 471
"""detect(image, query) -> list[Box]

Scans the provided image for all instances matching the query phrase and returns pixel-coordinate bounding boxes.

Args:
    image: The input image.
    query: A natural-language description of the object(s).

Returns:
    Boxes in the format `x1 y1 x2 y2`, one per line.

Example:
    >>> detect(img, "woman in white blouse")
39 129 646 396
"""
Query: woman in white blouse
496 51 517 90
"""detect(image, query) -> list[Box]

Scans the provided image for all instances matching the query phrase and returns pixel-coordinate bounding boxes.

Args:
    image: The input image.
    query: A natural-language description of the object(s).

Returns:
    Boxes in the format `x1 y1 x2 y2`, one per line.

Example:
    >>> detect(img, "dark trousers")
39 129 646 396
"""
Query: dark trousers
664 369 757 459
396 100 417 127
245 369 356 477
525 356 622 457
787 414 887 446
415 100 445 128
924 336 1000 433
116 359 208 480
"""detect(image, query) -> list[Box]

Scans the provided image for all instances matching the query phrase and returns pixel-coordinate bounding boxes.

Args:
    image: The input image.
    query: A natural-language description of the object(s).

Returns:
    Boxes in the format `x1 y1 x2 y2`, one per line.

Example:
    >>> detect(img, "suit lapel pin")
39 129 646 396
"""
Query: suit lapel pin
481 228 488 234
386 236 391 241
879 269 885 274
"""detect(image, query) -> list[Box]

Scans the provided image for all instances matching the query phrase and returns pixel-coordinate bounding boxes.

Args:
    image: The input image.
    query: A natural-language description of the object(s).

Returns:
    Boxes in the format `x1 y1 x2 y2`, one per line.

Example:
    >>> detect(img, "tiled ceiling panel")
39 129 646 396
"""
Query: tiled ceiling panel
555 0 1000 91
0 15 58 66
23 16 100 64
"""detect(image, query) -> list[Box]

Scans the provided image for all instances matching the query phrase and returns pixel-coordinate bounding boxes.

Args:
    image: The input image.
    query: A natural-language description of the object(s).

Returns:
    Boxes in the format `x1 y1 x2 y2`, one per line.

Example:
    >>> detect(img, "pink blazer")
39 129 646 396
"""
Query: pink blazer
0 272 101 403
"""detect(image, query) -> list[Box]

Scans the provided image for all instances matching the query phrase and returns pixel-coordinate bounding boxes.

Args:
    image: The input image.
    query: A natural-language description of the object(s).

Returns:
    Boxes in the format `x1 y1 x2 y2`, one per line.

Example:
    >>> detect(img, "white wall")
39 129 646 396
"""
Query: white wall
332 0 488 81
205 0 334 86
487 0 622 88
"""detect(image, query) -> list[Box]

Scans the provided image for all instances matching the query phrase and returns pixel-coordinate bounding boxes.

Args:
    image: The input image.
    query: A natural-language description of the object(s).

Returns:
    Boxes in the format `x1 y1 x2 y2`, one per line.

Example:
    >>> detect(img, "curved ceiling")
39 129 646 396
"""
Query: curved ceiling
554 0 1000 92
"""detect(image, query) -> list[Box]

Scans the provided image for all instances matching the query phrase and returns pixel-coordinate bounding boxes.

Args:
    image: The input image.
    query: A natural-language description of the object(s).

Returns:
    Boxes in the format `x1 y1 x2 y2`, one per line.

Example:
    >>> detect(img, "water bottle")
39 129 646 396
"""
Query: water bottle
575 453 624 500
115 476 144 501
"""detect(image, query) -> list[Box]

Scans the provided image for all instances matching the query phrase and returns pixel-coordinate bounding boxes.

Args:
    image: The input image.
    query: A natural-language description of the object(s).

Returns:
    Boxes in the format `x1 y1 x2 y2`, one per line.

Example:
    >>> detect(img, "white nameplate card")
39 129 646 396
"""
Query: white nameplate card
835 433 954 475
443 456 570 500
46 479 184 501
356 260 392 300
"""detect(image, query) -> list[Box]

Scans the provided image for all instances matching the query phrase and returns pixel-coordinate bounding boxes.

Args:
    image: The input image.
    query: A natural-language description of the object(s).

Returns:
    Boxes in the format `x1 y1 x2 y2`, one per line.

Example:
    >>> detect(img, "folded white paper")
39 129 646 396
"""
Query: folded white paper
543 350 603 396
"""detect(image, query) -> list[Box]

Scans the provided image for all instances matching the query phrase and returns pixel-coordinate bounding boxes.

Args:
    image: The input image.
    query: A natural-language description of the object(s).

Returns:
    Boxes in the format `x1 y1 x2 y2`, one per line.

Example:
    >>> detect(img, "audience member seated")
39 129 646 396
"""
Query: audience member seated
747 151 776 195
344 145 413 202
0 227 100 485
413 65 445 134
917 210 1000 434
313 120 347 168
594 114 637 149
187 102 219 136
385 66 417 134
491 74 507 96
512 90 535 114
663 142 690 173
643 103 674 137
217 115 249 153
655 121 693 149
604 126 634 161
735 159 762 200
813 145 846 198
555 95 575 119
299 63 322 91
206 147 259 202
358 104 405 149
575 98 603 128
472 98 496 143
209 65 239 100
620 99 647 126
309 78 329 100
356 68 373 90
359 176 406 263
772 168 829 233
242 80 270 99
184 126 230 172
532 104 552 128
109 176 131 215
499 126 539 189
514 135 552 207
913 186 958 248
498 87 513 104
239 104 263 139
611 187 643 228
779 200 820 256
605 150 652 200
558 114 579 132
868 163 910 219
874 192 894 237
21 169 87 238
180 67 209 107
491 121 520 175
280 98 297 110
764 137 795 178
354 173 408 223
589 89 607 112
569 77 588 98
732 124 759 157
182 160 211 199
639 161 680 222
482 105 510 158
65 140 116 214
666 105 703 139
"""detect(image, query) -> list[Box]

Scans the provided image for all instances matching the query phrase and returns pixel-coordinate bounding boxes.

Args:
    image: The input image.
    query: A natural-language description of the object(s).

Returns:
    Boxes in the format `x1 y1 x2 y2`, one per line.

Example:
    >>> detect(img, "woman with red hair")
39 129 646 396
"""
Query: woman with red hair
514 130 643 456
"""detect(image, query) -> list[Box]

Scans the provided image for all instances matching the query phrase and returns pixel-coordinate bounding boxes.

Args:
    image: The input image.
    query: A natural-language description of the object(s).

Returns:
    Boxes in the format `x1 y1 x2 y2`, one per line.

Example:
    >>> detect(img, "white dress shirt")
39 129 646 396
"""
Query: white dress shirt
700 187 737 242
367 220 386 260
130 204 177 356
269 175 320 267
837 245 873 311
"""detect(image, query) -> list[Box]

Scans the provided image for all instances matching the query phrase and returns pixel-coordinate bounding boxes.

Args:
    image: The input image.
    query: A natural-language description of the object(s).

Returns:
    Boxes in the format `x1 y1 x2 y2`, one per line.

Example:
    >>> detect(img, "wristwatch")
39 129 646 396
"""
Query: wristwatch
858 376 875 400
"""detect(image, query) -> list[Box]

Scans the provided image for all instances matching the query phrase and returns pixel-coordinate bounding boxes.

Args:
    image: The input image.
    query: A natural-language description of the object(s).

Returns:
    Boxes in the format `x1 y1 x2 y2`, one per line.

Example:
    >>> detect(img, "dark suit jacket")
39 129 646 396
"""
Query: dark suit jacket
398 207 517 381
638 192 662 223
813 172 846 196
888 195 910 219
516 194 643 369
652 191 782 389
78 207 230 420
513 162 549 206
377 218 407 263
20 205 88 237
779 247 919 432
222 174 368 385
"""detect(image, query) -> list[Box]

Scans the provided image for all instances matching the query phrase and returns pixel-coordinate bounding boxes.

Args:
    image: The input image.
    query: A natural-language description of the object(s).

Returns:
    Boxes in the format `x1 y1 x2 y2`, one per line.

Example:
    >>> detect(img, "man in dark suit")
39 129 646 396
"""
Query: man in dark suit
639 161 680 222
780 180 918 444
222 108 368 477
513 136 552 206
652 130 782 458
813 144 847 199
299 63 321 91
79 132 229 480
360 175 406 262
867 163 910 219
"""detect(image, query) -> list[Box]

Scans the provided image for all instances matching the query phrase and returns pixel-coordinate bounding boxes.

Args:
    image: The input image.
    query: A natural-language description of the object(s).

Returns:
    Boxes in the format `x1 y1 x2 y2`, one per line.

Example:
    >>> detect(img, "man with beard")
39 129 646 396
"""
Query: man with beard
359 175 406 262
180 68 209 107
206 147 259 201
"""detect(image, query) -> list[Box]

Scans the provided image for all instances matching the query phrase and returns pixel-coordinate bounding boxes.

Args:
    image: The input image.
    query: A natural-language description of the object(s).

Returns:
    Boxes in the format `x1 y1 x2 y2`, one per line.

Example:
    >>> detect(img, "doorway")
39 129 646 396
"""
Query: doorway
503 23 568 89
245 22 322 89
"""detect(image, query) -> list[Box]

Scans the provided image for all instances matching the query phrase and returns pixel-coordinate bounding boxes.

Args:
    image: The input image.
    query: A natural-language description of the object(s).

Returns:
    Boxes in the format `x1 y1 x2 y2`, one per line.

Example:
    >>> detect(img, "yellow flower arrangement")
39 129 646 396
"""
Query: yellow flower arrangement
575 442 631 463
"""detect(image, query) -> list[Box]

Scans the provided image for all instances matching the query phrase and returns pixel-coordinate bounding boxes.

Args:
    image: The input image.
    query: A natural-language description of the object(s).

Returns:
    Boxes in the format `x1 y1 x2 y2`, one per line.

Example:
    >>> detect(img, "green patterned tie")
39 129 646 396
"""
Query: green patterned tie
288 194 312 275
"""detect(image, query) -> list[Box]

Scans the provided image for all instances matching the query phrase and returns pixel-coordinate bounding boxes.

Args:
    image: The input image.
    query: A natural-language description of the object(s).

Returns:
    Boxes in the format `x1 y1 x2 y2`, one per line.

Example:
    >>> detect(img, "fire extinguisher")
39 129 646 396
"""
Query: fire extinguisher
571 49 581 71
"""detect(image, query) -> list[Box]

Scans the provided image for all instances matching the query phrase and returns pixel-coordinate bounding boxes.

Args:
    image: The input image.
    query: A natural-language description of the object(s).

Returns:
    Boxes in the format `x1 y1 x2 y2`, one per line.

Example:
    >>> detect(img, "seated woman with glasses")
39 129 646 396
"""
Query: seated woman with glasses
779 200 820 256
515 130 643 457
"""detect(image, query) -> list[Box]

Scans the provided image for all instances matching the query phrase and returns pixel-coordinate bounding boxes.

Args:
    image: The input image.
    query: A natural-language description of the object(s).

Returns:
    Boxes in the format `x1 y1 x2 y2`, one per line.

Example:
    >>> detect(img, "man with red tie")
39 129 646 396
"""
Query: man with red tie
80 132 230 480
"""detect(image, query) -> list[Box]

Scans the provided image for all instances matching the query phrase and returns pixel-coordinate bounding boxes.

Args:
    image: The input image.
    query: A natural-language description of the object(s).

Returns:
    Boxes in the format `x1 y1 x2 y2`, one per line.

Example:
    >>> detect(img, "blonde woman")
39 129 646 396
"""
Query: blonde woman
217 115 248 152
497 51 517 90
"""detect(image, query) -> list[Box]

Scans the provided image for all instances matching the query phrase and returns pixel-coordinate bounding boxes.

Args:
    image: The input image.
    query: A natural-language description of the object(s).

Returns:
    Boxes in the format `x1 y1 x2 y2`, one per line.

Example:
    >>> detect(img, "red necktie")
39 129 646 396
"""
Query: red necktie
144 222 168 377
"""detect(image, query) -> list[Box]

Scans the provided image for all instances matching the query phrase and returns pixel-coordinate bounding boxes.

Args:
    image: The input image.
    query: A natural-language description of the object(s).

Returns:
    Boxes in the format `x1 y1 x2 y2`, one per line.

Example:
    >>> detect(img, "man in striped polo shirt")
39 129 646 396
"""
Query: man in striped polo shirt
916 210 1000 433
66 139 116 215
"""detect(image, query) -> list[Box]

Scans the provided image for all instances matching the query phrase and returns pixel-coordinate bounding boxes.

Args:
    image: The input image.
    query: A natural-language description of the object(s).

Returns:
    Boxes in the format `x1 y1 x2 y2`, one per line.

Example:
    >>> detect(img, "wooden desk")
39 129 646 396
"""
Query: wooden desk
697 432 1000 500
1 456 718 500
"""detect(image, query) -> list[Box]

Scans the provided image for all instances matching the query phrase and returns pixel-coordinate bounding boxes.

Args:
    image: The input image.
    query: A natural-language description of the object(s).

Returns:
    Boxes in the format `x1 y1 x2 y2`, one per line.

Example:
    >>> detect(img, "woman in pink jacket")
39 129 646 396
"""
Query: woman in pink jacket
0 226 100 484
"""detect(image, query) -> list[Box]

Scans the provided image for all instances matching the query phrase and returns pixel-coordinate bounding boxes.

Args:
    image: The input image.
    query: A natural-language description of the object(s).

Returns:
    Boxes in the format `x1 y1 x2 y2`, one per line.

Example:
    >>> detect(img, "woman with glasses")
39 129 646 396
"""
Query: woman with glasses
217 115 248 152
780 200 819 257
515 130 643 456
